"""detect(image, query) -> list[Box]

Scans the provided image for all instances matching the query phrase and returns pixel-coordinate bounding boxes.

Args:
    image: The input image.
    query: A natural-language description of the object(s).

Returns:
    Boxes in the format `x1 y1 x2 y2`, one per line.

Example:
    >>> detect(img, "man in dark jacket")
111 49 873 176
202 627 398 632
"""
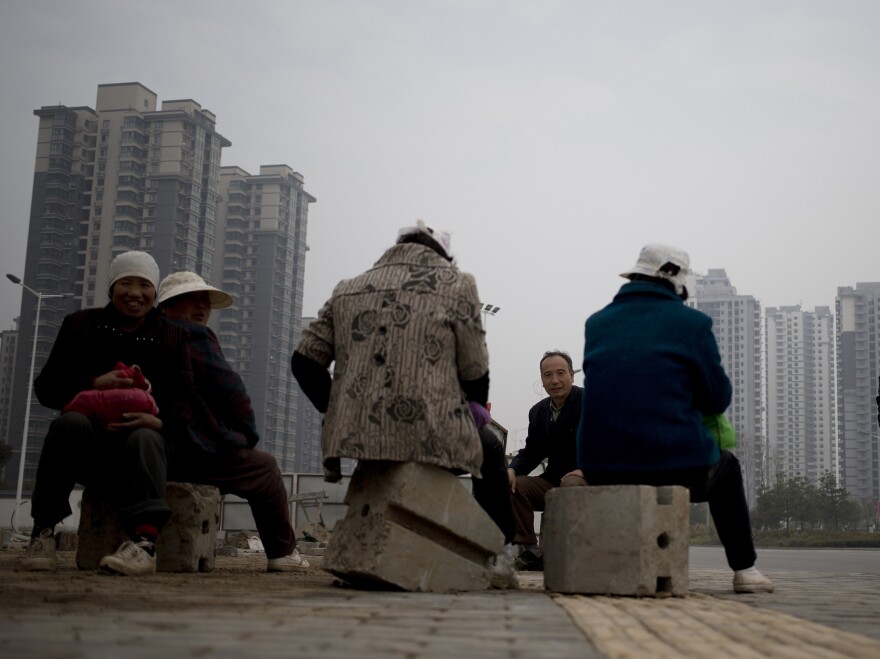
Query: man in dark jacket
507 351 582 571
574 243 773 594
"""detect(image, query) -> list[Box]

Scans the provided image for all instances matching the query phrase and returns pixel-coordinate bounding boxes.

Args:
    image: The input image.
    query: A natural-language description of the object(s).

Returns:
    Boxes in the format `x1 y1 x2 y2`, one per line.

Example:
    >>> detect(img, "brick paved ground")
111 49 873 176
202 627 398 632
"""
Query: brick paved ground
1 548 878 658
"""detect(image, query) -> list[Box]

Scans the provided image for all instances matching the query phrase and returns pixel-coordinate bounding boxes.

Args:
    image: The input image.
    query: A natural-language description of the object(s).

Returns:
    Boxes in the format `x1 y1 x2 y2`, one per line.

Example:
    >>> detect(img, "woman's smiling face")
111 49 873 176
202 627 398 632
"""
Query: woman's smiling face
111 276 156 325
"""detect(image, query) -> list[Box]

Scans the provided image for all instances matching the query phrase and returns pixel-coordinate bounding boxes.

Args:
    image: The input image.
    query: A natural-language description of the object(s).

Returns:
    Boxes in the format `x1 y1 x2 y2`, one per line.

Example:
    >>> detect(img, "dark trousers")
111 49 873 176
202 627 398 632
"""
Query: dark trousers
510 475 555 545
585 450 757 571
31 412 296 559
471 426 516 544
171 448 296 559
31 413 172 538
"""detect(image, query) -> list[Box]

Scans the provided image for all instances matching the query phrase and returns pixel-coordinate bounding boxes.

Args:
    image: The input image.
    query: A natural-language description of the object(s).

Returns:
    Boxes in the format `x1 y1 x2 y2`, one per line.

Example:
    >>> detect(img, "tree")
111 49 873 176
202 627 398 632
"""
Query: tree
752 472 861 532
858 498 879 533
817 472 858 531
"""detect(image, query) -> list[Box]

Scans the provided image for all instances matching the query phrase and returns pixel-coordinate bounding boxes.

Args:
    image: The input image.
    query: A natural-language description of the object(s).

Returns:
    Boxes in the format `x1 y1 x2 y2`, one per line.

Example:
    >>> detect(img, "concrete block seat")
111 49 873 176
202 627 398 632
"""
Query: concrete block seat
323 461 504 592
542 484 689 597
77 482 221 573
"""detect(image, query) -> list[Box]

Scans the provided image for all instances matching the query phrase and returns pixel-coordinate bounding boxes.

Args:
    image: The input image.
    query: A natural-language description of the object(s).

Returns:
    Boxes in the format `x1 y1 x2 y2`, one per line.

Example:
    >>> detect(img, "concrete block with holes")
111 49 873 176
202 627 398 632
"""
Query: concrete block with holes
322 461 504 592
542 484 689 596
76 482 220 573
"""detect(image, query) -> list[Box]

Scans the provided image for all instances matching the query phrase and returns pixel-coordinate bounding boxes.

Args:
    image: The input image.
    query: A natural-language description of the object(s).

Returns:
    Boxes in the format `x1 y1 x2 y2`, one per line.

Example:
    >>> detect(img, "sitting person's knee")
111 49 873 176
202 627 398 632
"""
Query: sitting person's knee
123 428 165 454
251 448 282 474
54 411 92 430
560 473 588 487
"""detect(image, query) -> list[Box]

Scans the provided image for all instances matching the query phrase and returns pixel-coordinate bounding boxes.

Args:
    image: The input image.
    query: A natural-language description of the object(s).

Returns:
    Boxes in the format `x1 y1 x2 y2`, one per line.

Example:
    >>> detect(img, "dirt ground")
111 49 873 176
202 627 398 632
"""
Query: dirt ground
0 544 546 618
0 547 342 614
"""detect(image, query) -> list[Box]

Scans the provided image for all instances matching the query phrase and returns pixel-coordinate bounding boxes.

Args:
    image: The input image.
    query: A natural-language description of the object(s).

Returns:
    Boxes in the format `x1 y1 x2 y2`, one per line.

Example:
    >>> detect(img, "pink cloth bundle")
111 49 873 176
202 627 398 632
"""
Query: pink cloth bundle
63 362 159 426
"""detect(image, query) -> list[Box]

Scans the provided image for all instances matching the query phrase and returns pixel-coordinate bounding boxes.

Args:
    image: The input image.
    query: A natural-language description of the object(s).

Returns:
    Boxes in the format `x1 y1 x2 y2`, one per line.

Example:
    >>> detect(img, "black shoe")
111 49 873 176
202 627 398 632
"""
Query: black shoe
514 549 544 571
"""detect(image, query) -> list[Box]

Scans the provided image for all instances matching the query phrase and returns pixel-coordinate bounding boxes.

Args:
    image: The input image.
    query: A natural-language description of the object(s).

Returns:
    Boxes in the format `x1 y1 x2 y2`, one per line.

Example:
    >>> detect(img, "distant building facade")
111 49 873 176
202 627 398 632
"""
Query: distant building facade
9 82 314 492
765 306 836 485
6 100 98 490
689 269 764 507
0 323 19 486
835 283 880 504
215 165 315 473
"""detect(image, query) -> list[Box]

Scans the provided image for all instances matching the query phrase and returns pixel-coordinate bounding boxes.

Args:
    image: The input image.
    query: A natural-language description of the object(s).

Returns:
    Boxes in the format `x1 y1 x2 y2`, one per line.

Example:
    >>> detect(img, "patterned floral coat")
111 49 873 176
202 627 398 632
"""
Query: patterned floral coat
295 242 489 477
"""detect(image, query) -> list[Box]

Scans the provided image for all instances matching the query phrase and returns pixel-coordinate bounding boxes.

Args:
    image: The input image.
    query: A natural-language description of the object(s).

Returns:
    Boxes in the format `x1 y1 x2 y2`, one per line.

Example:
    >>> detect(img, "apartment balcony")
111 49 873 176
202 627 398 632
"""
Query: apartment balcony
226 230 246 247
224 256 244 271
116 176 143 192
226 202 249 216
39 246 66 266
113 219 138 238
226 217 250 234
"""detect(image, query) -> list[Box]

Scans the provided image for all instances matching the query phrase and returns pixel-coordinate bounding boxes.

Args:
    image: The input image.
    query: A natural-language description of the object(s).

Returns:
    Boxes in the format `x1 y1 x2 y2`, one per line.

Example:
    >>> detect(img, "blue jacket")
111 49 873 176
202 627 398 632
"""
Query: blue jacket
577 281 731 472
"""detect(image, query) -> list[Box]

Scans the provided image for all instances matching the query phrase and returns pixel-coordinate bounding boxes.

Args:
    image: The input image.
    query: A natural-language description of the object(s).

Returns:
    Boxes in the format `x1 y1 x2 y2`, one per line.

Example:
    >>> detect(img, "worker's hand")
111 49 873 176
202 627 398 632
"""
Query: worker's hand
507 468 517 493
107 413 162 433
94 369 134 390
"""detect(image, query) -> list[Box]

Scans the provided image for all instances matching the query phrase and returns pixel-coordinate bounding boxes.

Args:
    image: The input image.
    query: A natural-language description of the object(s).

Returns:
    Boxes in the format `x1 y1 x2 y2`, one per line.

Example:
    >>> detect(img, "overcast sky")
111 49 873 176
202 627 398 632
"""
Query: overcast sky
1 1 878 448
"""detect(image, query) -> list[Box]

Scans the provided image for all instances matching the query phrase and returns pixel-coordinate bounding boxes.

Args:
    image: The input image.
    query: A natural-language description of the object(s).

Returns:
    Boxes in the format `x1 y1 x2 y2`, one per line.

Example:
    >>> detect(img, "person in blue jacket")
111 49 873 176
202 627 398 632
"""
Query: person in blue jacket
573 243 773 594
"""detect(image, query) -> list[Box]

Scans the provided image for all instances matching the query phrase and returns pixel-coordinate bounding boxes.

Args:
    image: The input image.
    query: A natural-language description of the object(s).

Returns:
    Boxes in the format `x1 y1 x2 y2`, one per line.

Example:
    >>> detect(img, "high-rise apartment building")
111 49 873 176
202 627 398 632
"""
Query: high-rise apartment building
765 306 836 485
6 82 319 493
83 83 230 303
690 269 764 507
5 101 97 490
215 165 315 473
0 324 19 484
835 283 880 504
12 82 230 491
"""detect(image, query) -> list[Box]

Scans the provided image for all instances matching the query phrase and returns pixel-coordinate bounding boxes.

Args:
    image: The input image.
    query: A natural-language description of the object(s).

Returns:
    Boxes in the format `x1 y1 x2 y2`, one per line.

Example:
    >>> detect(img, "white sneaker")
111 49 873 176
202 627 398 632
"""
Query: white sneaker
17 529 56 572
99 540 157 576
733 566 774 593
267 548 310 572
488 545 519 589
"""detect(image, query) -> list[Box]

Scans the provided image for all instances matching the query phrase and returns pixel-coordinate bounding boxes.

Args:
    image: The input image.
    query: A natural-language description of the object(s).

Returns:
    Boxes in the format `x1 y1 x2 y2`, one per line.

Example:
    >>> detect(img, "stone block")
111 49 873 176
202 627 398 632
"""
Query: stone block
542 485 689 596
76 482 221 573
323 461 504 592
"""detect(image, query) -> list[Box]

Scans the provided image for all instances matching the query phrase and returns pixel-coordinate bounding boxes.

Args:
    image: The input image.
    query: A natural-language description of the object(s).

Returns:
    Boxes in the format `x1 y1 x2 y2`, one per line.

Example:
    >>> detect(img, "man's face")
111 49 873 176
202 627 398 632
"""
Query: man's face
111 277 155 324
540 355 574 406
162 291 212 325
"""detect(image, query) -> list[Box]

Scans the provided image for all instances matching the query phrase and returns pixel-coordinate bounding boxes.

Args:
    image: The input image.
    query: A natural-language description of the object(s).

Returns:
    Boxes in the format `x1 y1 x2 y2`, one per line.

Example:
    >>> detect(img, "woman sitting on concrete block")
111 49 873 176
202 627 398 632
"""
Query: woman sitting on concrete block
572 243 773 595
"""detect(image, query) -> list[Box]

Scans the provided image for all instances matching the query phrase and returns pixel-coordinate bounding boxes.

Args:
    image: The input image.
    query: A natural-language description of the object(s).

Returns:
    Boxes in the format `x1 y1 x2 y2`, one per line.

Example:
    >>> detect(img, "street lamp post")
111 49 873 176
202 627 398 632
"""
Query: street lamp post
480 303 500 327
6 274 65 509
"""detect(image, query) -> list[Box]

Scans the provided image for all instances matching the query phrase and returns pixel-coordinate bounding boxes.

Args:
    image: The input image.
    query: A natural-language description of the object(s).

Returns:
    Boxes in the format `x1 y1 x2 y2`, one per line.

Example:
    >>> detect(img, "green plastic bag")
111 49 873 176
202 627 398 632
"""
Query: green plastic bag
702 413 737 449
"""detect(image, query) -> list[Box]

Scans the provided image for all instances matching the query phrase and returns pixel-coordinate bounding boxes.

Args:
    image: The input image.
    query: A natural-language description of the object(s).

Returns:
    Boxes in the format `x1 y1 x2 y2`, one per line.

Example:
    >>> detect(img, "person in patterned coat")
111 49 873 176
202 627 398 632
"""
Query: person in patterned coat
292 221 516 582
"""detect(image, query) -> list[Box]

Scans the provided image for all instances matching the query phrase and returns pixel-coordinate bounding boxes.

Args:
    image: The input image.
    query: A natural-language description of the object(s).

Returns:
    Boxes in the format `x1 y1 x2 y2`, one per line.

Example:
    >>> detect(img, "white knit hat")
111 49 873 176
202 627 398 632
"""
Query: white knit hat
108 251 160 299
397 219 453 260
620 243 690 295
157 271 233 308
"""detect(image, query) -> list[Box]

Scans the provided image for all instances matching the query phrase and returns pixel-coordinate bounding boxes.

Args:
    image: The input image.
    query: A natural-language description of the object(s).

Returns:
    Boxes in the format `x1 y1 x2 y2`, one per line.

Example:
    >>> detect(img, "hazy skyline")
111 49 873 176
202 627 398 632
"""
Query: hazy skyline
1 1 879 442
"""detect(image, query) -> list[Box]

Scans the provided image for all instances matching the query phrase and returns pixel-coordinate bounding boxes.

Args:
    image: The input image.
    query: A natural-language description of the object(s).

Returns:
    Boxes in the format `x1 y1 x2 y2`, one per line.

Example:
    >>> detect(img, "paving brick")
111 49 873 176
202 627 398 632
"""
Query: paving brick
323 461 503 591
543 484 689 596
76 481 220 572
